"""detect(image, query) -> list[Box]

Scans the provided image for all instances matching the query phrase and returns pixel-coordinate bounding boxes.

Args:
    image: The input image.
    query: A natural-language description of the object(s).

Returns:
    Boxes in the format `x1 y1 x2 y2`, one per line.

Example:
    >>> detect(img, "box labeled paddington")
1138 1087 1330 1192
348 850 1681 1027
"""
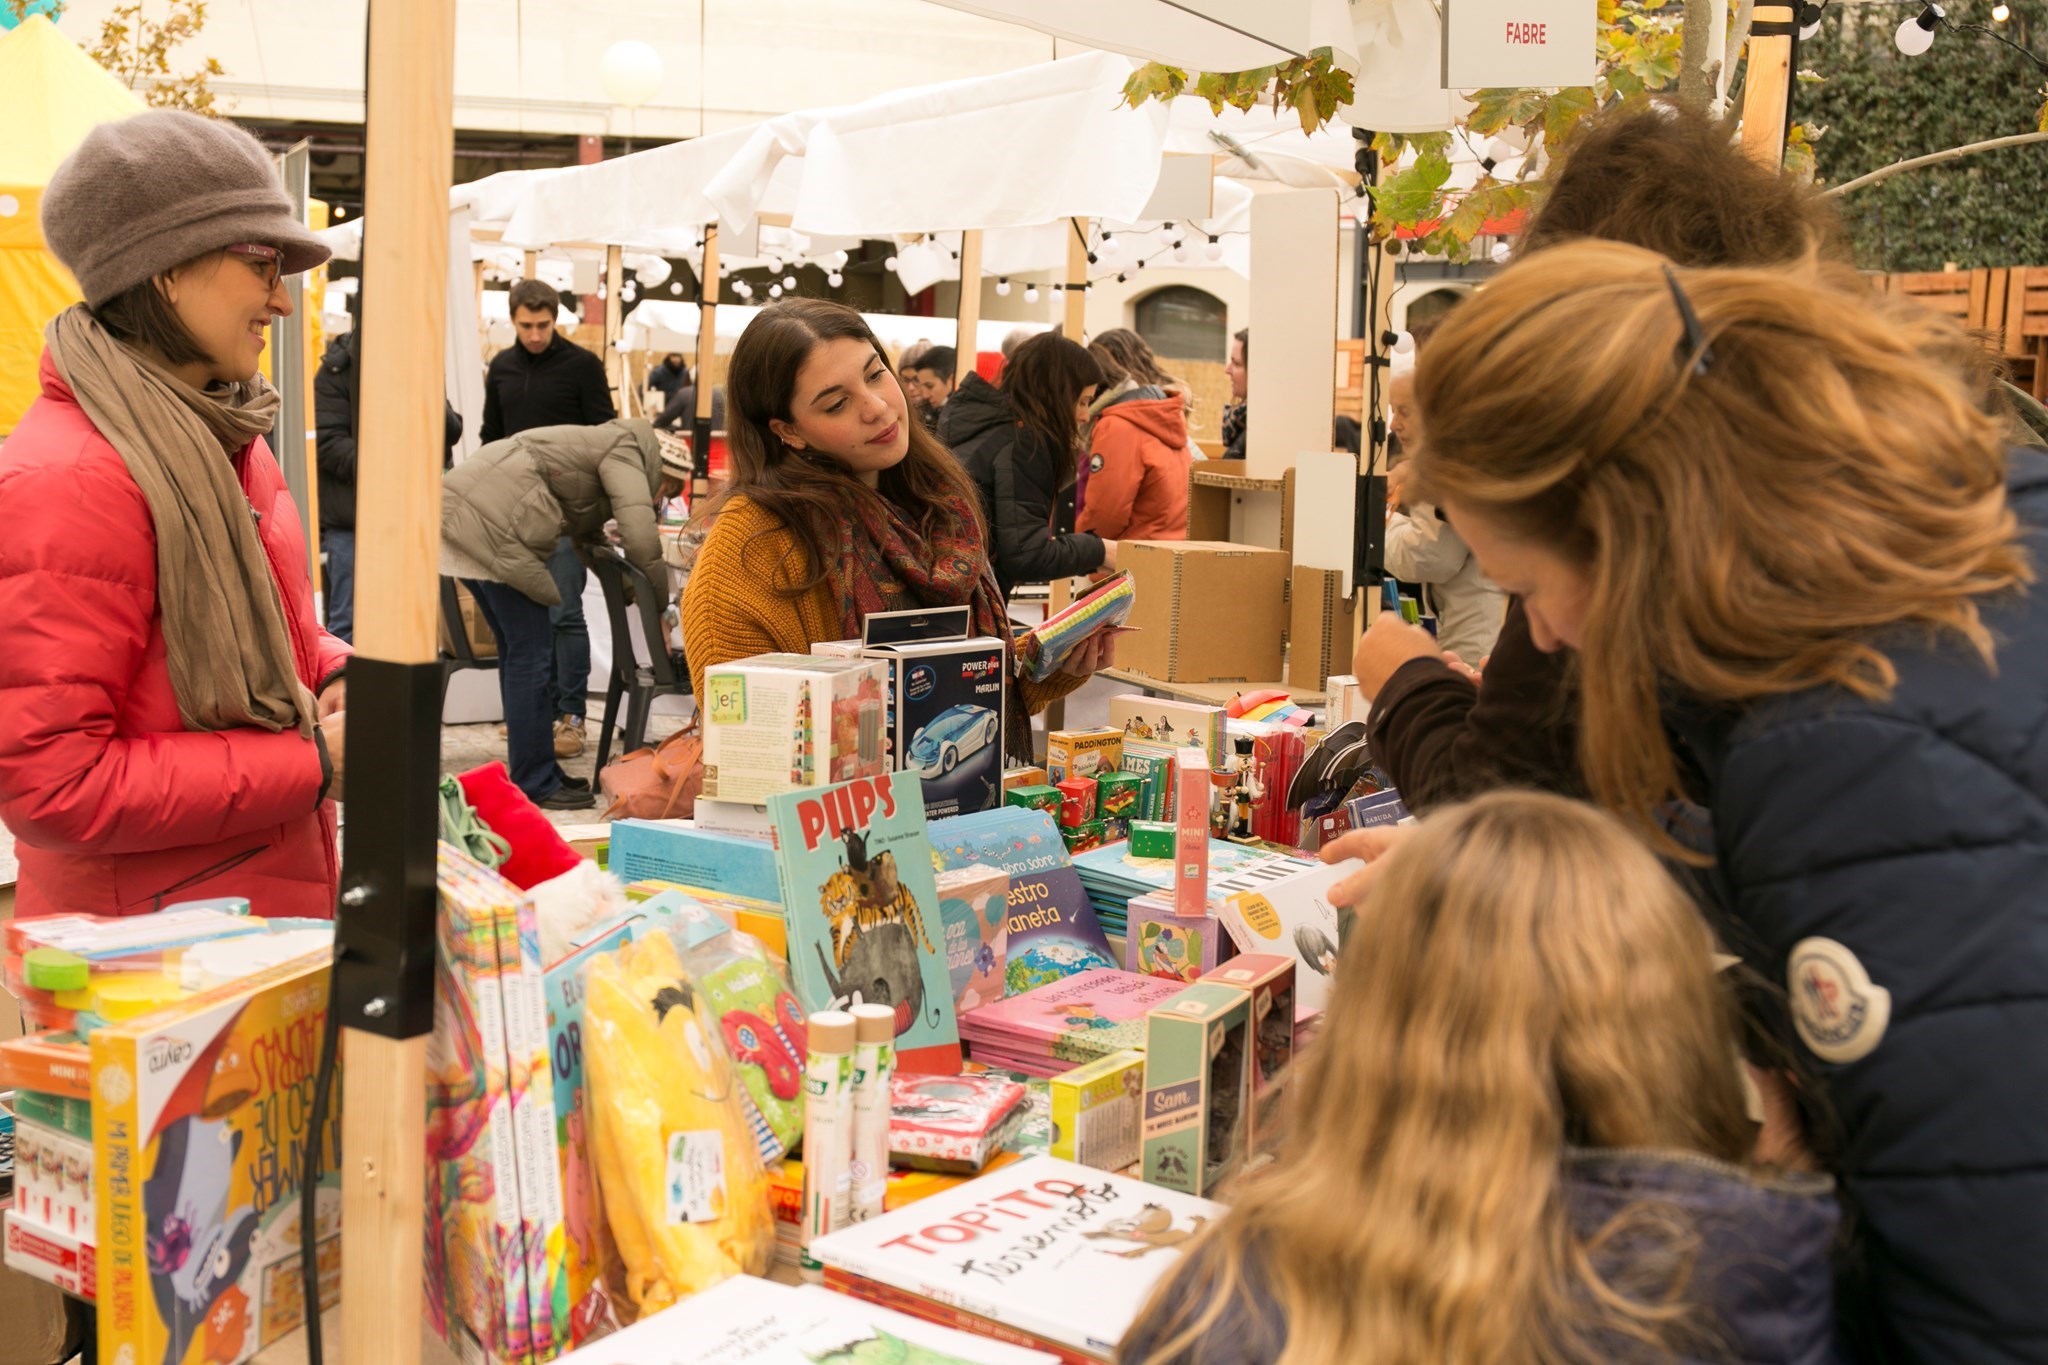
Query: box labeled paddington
700 653 888 805
1045 727 1124 784
865 634 1009 822
1049 1049 1146 1172
1198 954 1296 1155
1142 983 1253 1196
1119 542 1288 684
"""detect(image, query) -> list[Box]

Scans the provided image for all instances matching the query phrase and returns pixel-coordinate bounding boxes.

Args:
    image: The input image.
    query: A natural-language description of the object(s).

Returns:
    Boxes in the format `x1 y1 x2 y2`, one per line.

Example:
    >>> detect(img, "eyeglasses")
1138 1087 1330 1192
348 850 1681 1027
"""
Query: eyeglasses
1662 265 1715 377
224 243 284 291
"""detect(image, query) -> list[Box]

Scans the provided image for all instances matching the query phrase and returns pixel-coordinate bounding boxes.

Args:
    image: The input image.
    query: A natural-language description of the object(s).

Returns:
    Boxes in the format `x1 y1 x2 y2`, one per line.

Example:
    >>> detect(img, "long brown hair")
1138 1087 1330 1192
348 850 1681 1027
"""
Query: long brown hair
1002 332 1102 485
716 298 983 594
1089 328 1177 390
1125 791 1758 1365
1413 240 2030 854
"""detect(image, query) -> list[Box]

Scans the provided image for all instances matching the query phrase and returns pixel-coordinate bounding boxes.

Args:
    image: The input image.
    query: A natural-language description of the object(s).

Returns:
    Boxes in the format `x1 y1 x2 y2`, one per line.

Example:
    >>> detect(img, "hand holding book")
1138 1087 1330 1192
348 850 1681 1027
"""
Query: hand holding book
1016 571 1136 683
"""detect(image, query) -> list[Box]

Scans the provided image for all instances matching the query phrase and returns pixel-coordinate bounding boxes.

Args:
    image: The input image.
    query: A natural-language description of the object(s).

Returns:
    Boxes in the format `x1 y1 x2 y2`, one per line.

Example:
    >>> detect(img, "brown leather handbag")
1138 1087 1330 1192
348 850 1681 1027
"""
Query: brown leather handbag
598 719 705 820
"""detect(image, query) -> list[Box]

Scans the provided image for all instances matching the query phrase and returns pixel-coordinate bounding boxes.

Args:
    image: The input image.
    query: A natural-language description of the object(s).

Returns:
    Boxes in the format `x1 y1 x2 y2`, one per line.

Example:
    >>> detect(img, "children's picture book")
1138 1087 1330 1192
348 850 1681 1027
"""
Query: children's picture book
933 864 1010 1015
1216 860 1356 1013
929 809 1116 994
88 947 341 1365
770 774 962 1074
808 1155 1223 1363
553 1273 1057 1364
957 970 1187 1078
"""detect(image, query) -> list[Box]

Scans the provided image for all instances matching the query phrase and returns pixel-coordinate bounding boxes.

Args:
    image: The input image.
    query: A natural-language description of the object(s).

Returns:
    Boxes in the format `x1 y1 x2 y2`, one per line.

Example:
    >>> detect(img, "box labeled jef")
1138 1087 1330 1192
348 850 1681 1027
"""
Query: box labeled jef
1142 983 1253 1197
700 653 888 805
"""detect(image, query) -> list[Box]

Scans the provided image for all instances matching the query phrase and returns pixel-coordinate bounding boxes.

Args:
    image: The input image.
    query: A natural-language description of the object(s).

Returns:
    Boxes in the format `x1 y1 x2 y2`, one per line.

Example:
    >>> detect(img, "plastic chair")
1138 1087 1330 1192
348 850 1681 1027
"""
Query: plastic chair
586 545 691 772
439 575 499 704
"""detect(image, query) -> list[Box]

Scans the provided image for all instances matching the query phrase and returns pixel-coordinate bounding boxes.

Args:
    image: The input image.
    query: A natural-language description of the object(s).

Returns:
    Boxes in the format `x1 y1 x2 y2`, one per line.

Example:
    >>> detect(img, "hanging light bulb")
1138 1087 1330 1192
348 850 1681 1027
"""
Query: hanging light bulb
1895 3 1940 54
1391 331 1416 355
1099 234 1120 260
995 277 1011 296
1024 284 1040 303
1797 1 1825 39
333 204 349 220
768 283 783 298
669 282 682 295
1204 236 1223 261
782 274 797 290
1993 0 2011 18
824 271 840 287
829 249 850 269
733 279 752 298
884 255 900 272
1491 240 1513 264
1171 239 1189 263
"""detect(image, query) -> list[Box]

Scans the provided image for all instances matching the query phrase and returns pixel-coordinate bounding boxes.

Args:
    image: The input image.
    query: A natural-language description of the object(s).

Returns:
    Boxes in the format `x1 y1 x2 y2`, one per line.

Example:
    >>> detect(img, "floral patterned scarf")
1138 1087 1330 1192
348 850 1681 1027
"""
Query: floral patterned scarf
831 484 1035 762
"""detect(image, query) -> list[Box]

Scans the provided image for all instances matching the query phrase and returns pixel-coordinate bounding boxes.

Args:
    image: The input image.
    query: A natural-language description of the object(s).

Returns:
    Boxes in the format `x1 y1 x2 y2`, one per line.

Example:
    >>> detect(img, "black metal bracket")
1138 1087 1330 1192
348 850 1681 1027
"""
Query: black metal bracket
332 657 444 1039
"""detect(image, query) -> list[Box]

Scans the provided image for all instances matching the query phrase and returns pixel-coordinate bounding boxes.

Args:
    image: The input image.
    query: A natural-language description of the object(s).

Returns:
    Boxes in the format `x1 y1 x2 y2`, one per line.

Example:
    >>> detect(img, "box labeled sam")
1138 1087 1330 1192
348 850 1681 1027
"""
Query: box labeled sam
1141 983 1252 1197
700 653 888 805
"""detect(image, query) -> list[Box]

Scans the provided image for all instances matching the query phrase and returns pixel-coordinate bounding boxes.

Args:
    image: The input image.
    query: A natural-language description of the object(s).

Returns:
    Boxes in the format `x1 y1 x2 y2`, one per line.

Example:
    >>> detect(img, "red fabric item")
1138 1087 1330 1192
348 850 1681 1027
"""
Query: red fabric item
1078 395 1192 542
0 352 352 919
456 761 580 889
974 350 1003 383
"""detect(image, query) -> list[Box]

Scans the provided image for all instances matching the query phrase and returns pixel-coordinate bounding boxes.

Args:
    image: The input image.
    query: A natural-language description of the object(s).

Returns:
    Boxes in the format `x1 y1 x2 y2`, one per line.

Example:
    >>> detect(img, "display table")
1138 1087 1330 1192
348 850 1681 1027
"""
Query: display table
1096 667 1328 709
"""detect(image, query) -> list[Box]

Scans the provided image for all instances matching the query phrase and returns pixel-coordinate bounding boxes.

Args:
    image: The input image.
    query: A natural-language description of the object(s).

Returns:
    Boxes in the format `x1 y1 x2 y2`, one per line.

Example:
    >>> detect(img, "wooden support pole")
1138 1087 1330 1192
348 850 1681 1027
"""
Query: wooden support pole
604 243 625 414
522 248 538 280
341 2 453 1362
1739 4 1796 167
694 226 721 494
956 229 983 376
1063 217 1088 339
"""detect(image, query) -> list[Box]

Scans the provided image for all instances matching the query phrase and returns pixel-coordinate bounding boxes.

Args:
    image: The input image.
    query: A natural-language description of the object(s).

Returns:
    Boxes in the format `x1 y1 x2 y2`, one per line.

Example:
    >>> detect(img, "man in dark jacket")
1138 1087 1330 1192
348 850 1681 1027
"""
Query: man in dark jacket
645 352 688 407
478 277 616 759
313 325 462 643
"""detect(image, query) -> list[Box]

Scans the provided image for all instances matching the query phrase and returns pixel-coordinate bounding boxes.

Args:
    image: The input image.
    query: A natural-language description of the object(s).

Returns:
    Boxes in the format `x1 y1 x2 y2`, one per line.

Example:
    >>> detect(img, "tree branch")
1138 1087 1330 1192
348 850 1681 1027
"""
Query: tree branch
1824 130 2048 196
1680 0 1719 109
1717 0 1756 116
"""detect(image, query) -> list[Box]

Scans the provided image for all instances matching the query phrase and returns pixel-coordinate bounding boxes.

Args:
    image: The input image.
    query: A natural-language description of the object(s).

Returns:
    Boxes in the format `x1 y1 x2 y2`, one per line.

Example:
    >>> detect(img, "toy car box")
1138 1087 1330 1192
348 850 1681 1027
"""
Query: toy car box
833 608 1009 822
700 653 888 804
1141 982 1253 1197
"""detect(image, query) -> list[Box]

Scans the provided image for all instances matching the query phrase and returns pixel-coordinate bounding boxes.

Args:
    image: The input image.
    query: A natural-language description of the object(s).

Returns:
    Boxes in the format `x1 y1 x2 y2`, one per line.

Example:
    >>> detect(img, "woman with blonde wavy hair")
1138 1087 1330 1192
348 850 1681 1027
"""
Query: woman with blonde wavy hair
1121 790 1839 1365
1396 239 2047 1363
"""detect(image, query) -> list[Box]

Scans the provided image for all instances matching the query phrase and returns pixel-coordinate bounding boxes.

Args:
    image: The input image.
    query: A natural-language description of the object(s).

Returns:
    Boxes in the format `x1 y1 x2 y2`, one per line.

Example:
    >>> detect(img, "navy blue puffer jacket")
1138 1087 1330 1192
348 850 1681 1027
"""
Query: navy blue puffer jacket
1668 449 2048 1364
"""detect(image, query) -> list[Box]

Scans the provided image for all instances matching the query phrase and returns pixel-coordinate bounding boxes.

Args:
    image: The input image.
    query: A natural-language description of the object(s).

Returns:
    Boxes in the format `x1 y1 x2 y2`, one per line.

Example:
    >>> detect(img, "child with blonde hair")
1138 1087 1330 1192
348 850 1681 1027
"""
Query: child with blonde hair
1120 791 1838 1365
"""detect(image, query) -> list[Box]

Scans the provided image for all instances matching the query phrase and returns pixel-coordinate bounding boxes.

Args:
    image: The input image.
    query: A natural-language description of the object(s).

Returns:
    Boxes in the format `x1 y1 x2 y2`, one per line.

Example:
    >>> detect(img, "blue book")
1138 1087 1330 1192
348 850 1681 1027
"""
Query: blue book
767 774 961 1074
607 819 783 903
929 807 1118 993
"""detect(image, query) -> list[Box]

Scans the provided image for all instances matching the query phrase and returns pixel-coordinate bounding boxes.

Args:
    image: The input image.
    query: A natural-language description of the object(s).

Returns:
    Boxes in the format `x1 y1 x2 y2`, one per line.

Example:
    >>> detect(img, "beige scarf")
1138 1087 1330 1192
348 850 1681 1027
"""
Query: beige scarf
46 305 315 738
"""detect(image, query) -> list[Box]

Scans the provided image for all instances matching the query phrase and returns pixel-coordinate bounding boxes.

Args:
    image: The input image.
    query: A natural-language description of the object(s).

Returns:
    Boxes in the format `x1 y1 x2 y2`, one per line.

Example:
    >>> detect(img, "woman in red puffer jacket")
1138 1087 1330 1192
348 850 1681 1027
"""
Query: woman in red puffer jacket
0 111 347 919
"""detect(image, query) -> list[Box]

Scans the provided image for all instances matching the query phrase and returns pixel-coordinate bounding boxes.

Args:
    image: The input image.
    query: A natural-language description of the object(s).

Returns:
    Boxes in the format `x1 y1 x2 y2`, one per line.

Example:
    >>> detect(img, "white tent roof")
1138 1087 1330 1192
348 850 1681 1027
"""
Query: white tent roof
619 300 1049 357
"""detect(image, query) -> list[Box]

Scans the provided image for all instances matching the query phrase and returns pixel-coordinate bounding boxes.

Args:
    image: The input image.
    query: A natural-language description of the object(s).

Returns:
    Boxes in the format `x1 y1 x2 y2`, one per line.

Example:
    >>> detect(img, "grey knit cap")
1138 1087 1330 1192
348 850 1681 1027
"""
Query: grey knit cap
41 110 331 308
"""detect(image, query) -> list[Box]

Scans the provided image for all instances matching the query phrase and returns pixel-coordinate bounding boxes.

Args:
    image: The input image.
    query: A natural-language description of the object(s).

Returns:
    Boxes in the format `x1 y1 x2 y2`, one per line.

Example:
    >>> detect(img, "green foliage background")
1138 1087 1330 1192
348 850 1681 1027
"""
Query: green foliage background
1807 0 2048 269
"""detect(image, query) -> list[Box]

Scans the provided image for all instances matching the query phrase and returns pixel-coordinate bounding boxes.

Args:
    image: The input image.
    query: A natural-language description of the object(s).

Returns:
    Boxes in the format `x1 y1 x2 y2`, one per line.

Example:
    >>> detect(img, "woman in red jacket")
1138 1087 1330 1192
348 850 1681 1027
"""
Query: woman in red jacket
1080 331 1192 542
0 111 348 919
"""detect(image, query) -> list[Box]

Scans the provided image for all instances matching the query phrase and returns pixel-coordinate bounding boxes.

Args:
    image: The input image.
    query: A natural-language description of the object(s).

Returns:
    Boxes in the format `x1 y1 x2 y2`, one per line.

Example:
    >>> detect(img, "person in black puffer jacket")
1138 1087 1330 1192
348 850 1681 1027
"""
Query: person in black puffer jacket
313 324 462 642
959 333 1113 599
1404 241 2048 1365
1121 792 1840 1365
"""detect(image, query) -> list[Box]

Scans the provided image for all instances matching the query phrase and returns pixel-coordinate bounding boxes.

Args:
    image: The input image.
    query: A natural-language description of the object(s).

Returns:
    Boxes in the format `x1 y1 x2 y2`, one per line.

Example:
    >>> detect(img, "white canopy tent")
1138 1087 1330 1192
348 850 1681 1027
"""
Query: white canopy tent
618 300 1051 357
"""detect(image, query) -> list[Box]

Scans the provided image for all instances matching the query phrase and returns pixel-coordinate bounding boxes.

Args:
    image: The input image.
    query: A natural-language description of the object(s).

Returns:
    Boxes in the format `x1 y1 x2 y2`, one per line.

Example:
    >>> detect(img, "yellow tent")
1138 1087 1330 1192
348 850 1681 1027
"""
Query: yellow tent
0 15 145 436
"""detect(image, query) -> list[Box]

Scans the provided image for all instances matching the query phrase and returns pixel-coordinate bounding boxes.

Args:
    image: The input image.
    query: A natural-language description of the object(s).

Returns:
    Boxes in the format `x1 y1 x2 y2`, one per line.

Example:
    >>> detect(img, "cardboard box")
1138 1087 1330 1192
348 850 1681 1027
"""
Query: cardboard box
1002 766 1049 791
1045 727 1124 784
1054 776 1097 827
870 635 1009 821
1119 541 1288 684
1324 673 1368 728
436 580 498 660
1130 821 1176 860
1095 771 1142 821
1199 954 1296 1154
1142 983 1253 1196
699 653 888 804
1049 1050 1146 1172
1125 894 1235 983
1110 697 1229 771
1289 566 1357 694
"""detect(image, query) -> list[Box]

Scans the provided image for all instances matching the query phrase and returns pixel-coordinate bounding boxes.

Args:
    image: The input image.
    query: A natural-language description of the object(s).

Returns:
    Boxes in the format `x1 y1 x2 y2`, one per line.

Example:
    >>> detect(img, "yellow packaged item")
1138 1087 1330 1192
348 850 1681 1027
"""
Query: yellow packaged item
582 930 774 1318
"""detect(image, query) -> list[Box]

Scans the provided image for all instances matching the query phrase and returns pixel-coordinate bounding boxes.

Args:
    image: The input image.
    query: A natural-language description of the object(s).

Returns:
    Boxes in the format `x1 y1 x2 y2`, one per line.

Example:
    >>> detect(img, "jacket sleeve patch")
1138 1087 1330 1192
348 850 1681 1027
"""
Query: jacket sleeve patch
1789 936 1892 1064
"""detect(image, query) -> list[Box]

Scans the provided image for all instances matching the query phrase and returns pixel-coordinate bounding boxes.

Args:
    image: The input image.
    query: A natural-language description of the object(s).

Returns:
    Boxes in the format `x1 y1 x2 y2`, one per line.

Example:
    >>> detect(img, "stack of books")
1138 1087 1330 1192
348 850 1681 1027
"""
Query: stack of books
958 969 1186 1077
808 1155 1223 1364
1070 840 1317 936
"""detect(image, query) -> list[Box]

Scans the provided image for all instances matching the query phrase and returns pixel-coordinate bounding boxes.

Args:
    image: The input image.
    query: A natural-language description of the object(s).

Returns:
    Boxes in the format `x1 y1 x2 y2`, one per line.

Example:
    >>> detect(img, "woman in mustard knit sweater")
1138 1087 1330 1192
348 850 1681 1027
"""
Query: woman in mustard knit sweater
682 300 1107 754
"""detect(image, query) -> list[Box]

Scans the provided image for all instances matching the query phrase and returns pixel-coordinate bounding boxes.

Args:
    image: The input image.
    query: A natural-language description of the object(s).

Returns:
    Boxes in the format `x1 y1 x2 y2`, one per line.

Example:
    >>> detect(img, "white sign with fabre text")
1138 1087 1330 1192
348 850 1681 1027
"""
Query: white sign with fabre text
1440 0 1597 89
